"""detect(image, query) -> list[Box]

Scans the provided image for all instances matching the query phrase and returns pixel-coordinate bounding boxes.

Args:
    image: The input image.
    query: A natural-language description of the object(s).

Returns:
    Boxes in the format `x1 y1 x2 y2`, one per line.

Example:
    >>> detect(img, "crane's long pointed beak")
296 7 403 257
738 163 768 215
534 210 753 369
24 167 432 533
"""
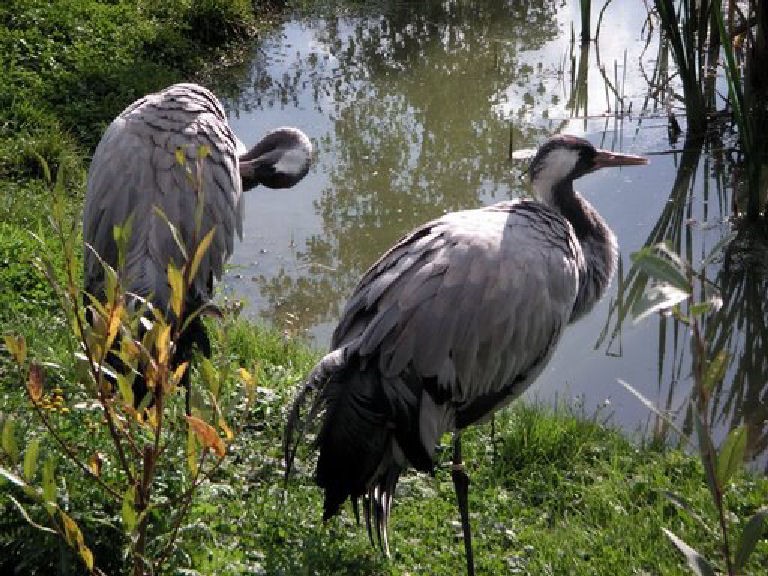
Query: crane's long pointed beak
593 149 649 169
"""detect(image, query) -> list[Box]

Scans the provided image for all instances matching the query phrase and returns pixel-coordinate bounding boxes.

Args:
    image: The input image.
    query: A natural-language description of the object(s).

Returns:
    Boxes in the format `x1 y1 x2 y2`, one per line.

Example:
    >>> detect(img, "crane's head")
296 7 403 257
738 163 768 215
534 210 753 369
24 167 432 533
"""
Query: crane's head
529 134 647 204
239 127 313 191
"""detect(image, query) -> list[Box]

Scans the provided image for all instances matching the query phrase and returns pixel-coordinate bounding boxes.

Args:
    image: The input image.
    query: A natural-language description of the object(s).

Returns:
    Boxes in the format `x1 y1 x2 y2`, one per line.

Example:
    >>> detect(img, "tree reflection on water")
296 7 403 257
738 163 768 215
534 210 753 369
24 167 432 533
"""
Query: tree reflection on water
212 0 768 468
233 1 564 333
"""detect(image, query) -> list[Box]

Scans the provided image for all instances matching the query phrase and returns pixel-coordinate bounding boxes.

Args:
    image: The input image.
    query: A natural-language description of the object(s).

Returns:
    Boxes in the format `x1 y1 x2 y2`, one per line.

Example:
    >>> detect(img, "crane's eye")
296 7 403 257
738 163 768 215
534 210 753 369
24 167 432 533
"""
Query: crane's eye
577 148 596 173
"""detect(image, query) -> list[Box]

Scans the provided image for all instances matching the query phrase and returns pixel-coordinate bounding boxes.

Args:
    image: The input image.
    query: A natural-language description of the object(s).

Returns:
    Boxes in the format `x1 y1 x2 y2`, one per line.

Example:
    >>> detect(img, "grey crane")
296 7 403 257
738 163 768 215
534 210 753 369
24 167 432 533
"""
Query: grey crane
83 83 312 410
284 134 647 575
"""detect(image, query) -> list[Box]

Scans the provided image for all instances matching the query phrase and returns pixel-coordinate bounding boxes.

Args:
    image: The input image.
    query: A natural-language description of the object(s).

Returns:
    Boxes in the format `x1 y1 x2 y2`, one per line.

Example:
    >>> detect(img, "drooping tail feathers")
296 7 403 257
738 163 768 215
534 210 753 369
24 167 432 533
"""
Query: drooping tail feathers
283 348 401 539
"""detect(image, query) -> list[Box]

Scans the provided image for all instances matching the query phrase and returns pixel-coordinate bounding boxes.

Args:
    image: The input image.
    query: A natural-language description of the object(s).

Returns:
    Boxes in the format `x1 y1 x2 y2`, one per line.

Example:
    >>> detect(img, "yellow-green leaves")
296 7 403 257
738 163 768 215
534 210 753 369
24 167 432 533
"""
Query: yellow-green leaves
2 416 19 464
156 324 172 367
174 147 186 167
167 224 216 320
122 485 137 533
172 362 188 387
168 262 184 319
187 424 198 475
61 510 94 571
104 302 124 354
112 215 135 273
23 438 41 482
42 456 56 504
701 351 728 400
199 356 219 398
88 452 103 478
185 415 225 458
188 228 216 284
238 366 256 407
4 334 27 365
116 373 135 408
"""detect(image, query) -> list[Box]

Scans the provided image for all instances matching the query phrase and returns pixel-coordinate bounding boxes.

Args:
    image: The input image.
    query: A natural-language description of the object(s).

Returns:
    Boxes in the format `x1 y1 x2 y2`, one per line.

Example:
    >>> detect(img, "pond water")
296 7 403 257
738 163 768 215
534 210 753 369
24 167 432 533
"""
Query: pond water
213 0 766 470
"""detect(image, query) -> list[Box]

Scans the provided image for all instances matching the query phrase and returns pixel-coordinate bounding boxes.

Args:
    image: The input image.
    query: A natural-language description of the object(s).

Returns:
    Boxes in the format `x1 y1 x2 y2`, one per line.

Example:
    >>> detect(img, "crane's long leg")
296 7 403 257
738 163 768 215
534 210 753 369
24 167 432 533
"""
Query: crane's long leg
452 433 475 576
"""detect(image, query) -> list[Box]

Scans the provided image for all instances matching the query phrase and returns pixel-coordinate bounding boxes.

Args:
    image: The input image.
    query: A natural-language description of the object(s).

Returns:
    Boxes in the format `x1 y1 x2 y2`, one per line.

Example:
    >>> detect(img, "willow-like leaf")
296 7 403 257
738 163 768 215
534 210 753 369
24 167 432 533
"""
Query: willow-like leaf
4 334 27 366
735 506 768 571
701 351 728 397
187 227 216 285
185 415 225 457
112 214 135 273
2 416 19 464
187 425 198 476
199 356 219 397
152 205 188 261
23 438 41 482
632 283 690 323
122 485 137 533
715 424 747 487
167 262 184 320
662 528 717 576
116 373 135 408
630 246 691 292
42 456 56 503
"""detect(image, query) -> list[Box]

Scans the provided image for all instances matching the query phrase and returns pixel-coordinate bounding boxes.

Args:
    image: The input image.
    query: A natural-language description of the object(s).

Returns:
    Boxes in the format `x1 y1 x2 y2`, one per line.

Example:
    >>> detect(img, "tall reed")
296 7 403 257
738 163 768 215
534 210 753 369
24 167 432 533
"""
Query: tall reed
653 0 716 138
654 0 767 218
579 0 591 43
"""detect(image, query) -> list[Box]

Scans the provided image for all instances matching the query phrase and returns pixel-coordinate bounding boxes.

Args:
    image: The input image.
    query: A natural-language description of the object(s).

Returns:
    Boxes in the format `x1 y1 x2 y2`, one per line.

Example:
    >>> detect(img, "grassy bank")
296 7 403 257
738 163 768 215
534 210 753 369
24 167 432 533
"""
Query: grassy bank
0 0 273 349
4 314 768 574
1 1 767 574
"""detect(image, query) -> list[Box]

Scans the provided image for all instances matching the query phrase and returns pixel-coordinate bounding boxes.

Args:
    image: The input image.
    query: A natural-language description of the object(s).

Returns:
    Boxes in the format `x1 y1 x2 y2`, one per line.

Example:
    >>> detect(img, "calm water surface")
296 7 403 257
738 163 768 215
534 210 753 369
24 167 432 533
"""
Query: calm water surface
213 0 766 469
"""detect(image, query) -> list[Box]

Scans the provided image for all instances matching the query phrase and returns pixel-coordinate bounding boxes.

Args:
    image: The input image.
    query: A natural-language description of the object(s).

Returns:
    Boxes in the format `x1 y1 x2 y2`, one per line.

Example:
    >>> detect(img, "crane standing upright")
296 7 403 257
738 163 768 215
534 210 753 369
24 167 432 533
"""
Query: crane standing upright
83 83 312 410
285 134 647 575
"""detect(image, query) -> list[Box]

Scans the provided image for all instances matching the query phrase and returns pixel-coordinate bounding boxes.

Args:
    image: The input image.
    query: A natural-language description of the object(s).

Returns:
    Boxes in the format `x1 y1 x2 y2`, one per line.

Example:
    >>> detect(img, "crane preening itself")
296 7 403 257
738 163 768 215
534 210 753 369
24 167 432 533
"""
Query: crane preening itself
284 134 647 575
83 83 312 410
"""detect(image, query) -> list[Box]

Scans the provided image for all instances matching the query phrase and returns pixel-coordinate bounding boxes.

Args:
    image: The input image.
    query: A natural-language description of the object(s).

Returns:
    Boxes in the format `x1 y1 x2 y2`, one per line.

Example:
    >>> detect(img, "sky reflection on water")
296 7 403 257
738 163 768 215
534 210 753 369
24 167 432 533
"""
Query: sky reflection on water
216 0 766 469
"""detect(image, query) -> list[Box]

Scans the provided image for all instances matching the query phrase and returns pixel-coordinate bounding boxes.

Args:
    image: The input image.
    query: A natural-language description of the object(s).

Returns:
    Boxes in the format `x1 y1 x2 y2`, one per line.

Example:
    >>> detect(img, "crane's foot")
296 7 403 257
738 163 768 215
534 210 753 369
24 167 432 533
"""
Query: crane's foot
452 434 475 576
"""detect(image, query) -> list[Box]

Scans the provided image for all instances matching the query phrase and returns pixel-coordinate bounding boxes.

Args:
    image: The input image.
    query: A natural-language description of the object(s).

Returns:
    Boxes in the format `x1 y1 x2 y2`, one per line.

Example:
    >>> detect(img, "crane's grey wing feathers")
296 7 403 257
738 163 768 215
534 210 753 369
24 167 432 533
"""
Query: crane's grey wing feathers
337 200 583 437
83 84 244 314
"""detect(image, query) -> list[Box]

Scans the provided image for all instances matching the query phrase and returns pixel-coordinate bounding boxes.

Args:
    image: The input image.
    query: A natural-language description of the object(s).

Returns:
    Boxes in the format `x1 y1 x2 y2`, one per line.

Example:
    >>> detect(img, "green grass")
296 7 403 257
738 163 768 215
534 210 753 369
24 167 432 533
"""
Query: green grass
147 332 767 575
101 317 766 575
5 282 766 574
0 0 276 358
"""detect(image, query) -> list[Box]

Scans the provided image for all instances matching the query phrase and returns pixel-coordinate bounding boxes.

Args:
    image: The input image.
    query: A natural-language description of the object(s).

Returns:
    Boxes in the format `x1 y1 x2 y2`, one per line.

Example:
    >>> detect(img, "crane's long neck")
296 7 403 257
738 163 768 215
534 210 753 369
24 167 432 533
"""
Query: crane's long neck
549 180 618 321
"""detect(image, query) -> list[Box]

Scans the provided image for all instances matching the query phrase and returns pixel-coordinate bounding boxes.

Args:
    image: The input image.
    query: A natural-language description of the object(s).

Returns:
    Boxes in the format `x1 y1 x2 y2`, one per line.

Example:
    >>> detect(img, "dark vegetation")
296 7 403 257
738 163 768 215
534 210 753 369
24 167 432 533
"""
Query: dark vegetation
651 0 768 218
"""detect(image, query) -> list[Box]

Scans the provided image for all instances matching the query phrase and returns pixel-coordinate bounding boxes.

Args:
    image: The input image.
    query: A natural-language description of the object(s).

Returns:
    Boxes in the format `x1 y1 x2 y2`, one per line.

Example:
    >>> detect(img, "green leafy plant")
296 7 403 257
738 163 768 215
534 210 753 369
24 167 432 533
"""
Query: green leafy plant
623 242 767 575
1 156 245 575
